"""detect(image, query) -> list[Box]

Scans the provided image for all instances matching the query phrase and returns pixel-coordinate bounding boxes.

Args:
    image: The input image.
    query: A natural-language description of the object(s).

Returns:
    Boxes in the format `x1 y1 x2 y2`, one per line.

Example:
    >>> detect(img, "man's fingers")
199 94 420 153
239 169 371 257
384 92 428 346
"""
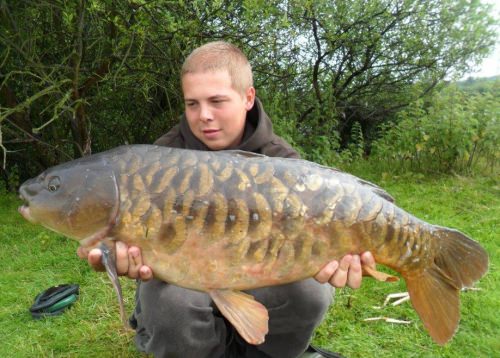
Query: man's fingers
346 255 362 289
139 266 153 281
88 248 105 271
115 241 129 275
127 245 153 280
78 242 153 281
77 246 88 259
127 246 142 279
329 255 352 288
314 260 339 284
361 251 376 270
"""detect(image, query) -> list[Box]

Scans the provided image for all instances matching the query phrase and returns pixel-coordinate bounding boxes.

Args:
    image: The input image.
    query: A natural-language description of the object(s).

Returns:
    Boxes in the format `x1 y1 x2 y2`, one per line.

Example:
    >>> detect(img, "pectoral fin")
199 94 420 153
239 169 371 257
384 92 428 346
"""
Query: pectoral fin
209 289 269 345
363 265 399 282
100 241 130 329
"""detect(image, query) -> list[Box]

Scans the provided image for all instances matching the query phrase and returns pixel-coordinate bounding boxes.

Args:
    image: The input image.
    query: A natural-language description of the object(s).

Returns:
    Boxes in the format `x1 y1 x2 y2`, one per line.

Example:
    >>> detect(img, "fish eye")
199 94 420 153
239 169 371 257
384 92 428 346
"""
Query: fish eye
47 177 61 192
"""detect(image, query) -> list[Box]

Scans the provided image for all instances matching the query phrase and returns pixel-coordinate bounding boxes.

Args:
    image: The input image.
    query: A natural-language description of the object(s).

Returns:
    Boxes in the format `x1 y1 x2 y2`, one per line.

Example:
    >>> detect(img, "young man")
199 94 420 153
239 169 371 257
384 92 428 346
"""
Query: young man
79 41 375 358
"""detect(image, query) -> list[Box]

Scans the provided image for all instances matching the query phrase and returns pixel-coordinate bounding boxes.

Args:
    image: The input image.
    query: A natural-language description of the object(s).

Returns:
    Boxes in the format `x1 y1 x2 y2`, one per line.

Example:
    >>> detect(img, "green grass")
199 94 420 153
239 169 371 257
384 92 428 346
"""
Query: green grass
0 173 498 357
0 194 140 357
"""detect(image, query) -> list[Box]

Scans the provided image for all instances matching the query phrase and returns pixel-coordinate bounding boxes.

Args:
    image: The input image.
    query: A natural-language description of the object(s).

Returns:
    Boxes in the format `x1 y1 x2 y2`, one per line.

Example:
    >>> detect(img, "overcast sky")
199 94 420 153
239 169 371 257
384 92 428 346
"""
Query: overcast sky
465 45 500 78
464 0 500 78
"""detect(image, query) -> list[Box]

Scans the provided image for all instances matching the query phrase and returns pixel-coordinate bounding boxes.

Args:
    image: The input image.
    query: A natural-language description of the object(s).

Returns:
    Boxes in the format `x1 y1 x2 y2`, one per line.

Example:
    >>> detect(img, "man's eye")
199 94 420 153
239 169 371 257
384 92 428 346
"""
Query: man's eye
47 177 61 192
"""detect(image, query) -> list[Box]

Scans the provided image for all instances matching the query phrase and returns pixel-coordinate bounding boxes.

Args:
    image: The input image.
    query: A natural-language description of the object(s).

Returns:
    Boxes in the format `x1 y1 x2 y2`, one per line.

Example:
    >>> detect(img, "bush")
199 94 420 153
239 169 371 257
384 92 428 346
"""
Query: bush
371 83 499 174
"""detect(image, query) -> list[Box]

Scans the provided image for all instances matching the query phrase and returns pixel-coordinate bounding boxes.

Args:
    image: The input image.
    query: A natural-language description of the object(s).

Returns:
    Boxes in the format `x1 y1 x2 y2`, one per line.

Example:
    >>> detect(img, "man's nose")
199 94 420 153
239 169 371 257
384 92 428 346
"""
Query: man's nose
199 105 214 122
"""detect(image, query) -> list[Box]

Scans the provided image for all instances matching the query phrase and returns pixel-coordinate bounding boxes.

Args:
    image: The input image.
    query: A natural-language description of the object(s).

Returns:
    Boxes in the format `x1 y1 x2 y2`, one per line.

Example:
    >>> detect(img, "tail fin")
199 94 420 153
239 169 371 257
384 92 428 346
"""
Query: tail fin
404 227 488 345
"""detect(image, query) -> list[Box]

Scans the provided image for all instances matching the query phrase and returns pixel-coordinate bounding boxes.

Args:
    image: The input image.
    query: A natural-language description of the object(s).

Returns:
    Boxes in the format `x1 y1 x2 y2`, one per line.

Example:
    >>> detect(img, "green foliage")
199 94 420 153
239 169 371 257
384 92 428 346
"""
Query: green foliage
371 82 499 174
5 164 19 189
253 0 497 146
346 121 365 161
458 75 500 93
0 0 497 183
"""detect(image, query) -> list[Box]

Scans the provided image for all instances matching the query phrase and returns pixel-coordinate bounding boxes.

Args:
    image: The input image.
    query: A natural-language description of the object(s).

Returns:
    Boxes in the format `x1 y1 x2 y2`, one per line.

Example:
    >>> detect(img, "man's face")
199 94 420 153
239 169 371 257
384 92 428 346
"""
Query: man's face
182 70 255 150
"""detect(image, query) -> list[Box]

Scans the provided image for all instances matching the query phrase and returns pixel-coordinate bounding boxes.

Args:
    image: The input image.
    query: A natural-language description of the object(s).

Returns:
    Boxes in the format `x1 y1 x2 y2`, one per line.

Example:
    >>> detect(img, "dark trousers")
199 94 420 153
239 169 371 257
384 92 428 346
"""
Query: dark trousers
131 279 334 358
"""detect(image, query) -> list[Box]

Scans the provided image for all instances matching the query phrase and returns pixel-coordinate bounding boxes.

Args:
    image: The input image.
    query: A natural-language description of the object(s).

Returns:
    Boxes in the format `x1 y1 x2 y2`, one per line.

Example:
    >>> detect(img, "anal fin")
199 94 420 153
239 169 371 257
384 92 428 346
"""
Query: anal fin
209 289 269 345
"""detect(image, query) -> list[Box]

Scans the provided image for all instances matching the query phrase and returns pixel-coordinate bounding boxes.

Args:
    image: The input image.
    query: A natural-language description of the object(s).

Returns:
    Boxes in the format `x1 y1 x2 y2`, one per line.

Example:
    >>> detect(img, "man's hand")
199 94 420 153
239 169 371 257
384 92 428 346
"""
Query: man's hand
78 243 375 288
77 241 153 281
314 252 376 289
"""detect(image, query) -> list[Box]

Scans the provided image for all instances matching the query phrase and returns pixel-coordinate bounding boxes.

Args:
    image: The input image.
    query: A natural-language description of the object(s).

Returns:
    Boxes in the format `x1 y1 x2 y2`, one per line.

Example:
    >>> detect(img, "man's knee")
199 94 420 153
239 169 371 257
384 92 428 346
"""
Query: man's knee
250 279 333 328
136 279 214 329
133 280 227 357
286 279 333 323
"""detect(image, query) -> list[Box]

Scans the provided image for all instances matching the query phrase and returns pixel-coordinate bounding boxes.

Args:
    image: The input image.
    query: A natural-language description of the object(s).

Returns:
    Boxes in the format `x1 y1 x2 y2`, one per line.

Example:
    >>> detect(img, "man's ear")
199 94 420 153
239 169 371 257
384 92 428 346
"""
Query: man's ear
244 87 256 110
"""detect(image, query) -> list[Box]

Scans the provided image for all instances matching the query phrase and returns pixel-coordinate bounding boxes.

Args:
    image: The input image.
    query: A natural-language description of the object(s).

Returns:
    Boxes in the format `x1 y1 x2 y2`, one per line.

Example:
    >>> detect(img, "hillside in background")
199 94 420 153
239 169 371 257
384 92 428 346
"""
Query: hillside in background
457 75 500 92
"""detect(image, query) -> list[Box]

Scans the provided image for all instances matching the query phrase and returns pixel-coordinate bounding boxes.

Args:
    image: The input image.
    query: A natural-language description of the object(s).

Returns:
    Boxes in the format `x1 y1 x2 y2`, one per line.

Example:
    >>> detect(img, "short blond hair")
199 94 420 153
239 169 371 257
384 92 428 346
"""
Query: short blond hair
181 41 253 95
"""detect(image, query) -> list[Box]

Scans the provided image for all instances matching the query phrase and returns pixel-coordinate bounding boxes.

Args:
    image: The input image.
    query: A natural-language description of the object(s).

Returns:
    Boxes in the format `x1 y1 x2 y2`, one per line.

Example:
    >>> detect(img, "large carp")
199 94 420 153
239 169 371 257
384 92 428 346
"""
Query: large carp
18 145 488 345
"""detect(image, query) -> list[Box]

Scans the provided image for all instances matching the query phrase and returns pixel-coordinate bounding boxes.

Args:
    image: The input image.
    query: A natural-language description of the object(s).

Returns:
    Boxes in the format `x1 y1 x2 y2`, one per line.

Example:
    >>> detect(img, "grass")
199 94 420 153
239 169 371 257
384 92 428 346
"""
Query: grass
0 194 140 357
0 173 498 357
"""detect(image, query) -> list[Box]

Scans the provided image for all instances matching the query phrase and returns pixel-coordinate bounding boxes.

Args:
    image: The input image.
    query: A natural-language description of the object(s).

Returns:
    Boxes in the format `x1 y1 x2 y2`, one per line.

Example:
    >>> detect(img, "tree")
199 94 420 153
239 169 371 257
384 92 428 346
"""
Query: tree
235 0 497 150
1 0 198 177
0 0 496 183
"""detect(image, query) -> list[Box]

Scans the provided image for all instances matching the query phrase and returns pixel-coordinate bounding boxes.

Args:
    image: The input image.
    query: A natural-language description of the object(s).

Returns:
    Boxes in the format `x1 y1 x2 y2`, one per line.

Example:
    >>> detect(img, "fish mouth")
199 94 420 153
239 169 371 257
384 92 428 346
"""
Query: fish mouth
18 194 35 223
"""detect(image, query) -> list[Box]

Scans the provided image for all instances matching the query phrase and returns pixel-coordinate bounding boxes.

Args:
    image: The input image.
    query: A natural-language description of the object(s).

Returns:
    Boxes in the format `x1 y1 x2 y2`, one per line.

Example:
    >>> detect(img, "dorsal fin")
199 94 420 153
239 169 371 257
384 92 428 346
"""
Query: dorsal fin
324 166 395 202
223 150 395 202
286 158 396 203
222 149 267 158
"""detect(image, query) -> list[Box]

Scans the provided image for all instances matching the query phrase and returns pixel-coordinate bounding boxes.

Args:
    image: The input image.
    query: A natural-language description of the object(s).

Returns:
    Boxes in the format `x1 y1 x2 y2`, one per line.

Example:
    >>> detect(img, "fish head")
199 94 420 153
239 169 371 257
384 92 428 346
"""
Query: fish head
18 156 119 242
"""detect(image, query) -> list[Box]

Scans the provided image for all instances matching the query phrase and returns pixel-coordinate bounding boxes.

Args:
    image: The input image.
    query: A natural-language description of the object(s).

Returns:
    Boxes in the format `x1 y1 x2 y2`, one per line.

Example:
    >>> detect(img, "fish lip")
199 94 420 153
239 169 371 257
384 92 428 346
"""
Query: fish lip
18 204 34 222
18 192 34 222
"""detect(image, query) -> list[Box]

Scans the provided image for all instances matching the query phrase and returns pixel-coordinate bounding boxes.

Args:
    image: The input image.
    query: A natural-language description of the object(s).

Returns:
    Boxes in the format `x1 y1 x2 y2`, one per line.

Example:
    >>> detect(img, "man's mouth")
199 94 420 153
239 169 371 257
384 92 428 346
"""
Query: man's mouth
202 129 221 138
203 129 220 133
